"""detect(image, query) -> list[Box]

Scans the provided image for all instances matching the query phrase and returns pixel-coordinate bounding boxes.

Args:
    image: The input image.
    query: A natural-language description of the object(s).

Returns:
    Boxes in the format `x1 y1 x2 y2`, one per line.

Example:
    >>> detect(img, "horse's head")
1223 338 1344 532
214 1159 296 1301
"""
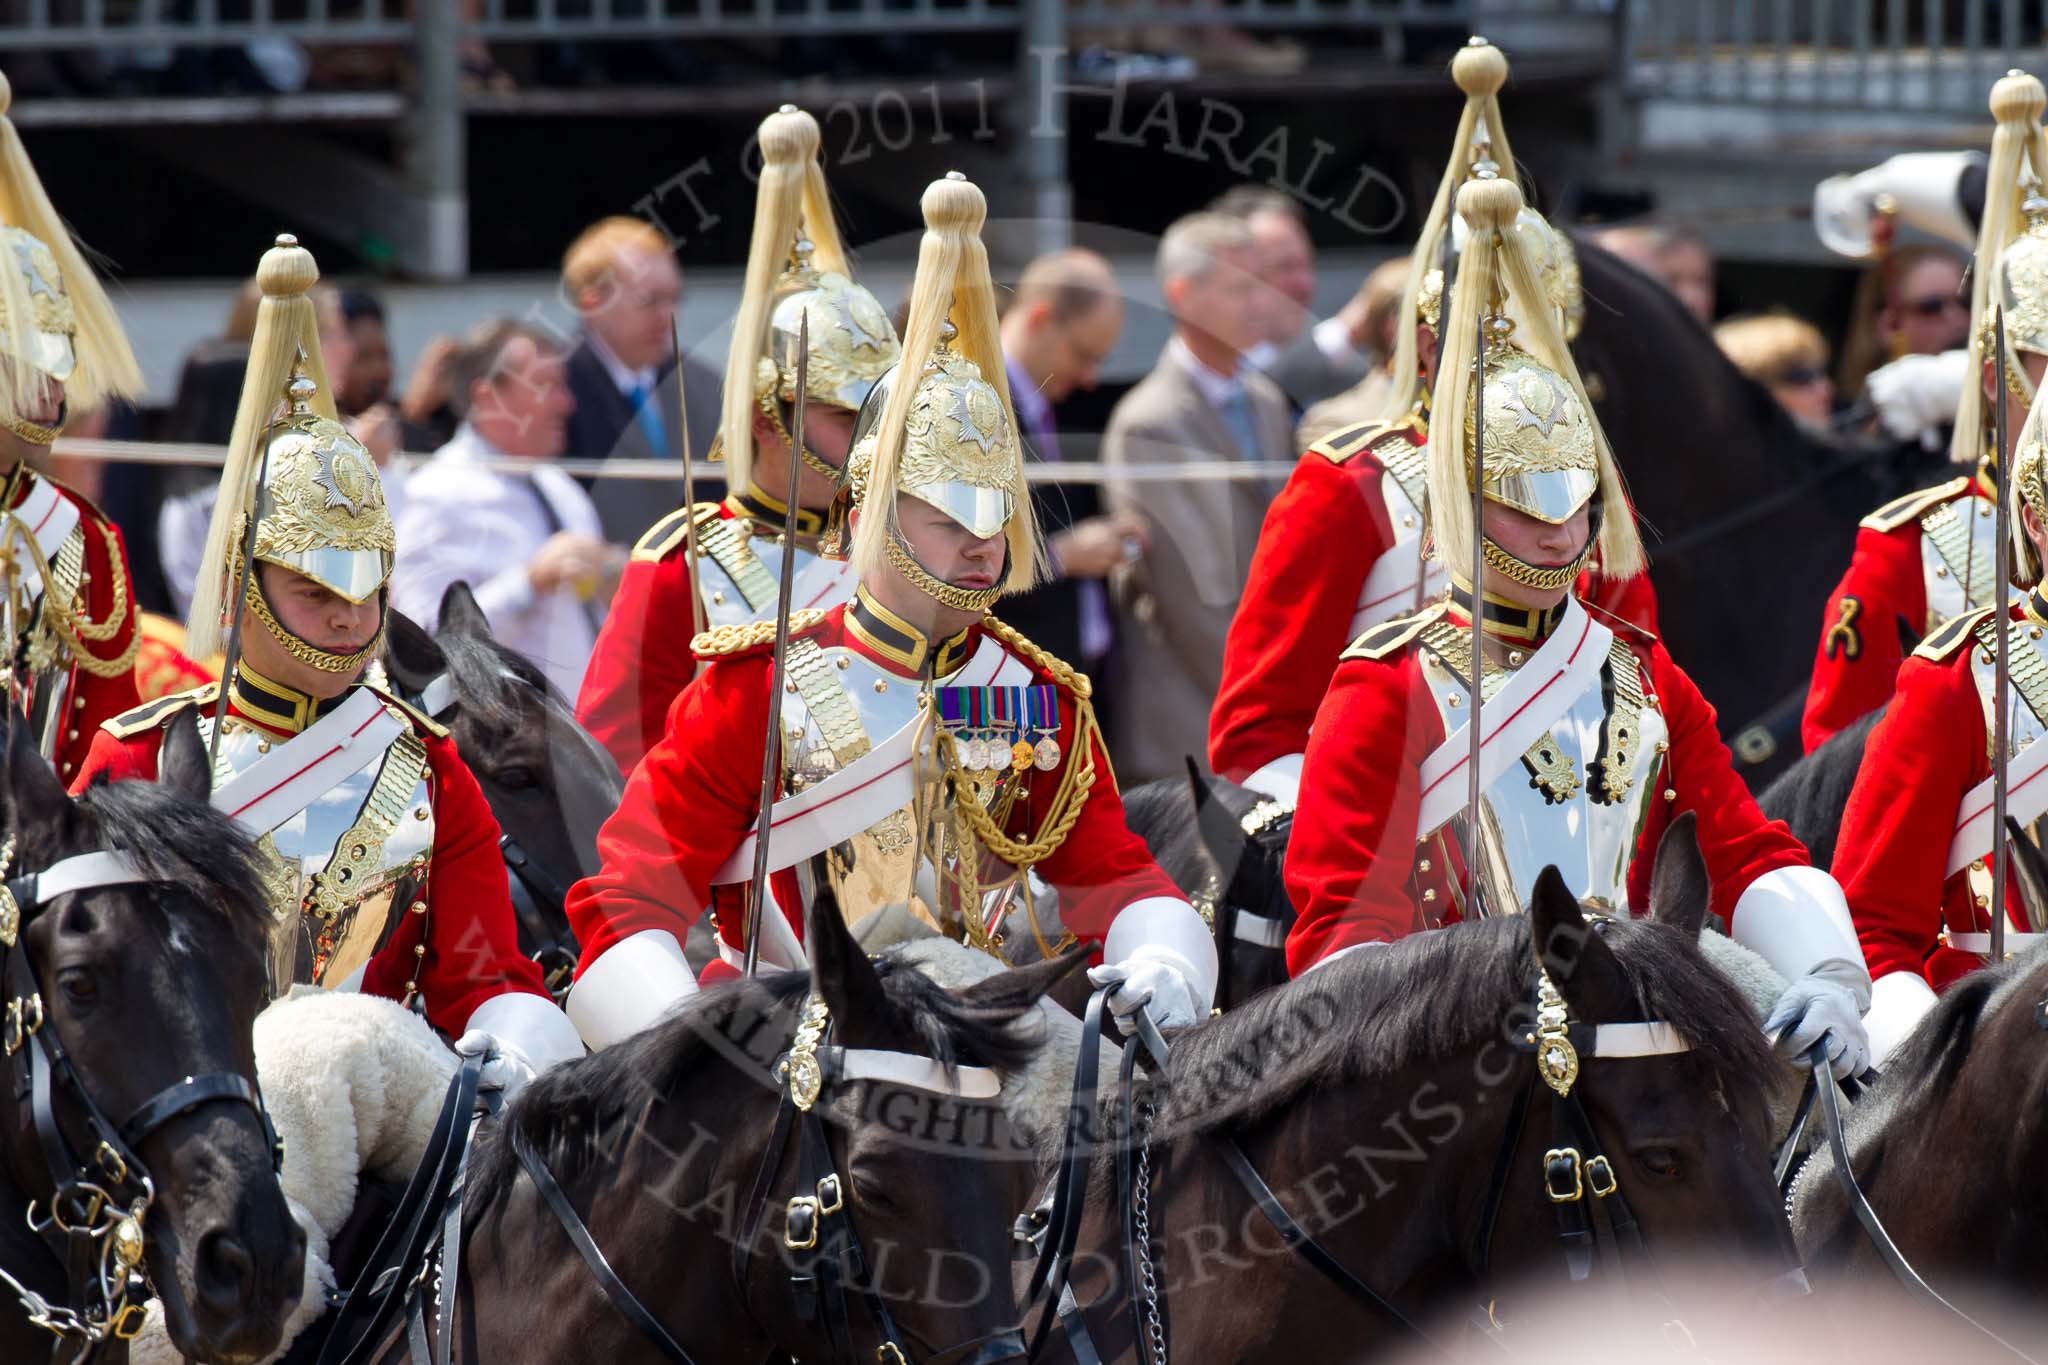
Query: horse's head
4 716 303 1362
384 584 623 984
1500 865 1797 1306
785 886 1079 1363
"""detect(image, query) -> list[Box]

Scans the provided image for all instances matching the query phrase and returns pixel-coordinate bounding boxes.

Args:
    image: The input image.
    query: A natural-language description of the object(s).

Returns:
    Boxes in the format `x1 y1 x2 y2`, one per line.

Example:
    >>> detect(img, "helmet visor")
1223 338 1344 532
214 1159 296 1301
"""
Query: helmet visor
1485 466 1598 525
904 479 1014 540
259 544 394 604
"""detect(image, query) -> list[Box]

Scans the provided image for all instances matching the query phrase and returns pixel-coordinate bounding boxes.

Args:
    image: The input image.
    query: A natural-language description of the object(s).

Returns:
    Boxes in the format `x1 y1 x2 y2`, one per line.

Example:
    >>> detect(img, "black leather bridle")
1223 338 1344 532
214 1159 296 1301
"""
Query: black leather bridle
0 846 281 1363
516 993 1024 1365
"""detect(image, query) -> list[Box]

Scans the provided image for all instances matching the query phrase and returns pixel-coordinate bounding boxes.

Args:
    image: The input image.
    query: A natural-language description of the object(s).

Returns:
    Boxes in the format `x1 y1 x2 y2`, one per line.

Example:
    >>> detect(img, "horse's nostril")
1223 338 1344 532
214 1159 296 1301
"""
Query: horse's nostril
196 1231 257 1311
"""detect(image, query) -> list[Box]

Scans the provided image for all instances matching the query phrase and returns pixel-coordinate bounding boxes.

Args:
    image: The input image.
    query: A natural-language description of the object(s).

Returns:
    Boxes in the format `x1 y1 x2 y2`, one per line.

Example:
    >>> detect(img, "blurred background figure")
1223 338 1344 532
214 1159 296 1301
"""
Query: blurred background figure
559 215 720 545
1215 185 1372 412
1595 222 1718 325
1104 210 1288 783
1295 255 1412 449
998 245 1149 685
1835 242 1970 401
392 318 618 698
1716 311 1838 431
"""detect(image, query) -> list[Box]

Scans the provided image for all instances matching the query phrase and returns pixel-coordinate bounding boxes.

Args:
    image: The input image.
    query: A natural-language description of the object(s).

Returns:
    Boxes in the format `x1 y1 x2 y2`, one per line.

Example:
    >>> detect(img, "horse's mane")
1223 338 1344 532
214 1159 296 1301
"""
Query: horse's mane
73 776 270 941
1842 948 2048 1148
433 621 561 736
1160 916 1780 1134
467 957 1049 1214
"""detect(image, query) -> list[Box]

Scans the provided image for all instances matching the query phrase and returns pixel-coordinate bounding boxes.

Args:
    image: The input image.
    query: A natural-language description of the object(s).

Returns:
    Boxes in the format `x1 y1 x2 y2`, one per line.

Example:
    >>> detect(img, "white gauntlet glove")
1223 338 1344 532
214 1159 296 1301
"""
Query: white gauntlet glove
1865 349 1967 448
455 1029 539 1097
1762 972 1871 1081
1087 958 1201 1034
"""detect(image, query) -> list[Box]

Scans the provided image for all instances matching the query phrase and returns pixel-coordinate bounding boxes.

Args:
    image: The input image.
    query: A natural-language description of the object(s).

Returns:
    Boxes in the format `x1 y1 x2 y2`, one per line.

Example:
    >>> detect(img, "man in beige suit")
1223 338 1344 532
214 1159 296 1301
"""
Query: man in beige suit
1104 211 1290 783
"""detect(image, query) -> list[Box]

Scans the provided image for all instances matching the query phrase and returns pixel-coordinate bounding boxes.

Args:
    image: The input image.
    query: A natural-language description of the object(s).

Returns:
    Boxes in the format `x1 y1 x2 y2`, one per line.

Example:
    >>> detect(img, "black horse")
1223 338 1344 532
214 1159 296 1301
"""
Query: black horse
3 715 304 1363
365 887 1078 1363
1754 708 1885 874
1028 863 1799 1363
1566 239 1942 786
383 582 624 993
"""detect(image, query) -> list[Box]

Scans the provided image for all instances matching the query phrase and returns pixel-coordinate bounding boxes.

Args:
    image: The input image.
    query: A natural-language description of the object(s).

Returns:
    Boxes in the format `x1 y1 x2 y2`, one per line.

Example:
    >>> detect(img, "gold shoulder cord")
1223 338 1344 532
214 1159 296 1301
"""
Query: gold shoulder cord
9 516 138 679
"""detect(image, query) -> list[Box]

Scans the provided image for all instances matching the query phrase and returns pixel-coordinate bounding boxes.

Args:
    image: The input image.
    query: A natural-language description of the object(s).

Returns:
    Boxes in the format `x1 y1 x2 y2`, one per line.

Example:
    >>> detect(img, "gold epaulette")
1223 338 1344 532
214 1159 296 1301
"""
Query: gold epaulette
1861 476 1973 534
1309 416 1424 468
1913 605 1997 663
631 502 724 565
691 608 828 660
366 685 452 740
980 615 1093 701
100 682 218 739
1341 600 1450 662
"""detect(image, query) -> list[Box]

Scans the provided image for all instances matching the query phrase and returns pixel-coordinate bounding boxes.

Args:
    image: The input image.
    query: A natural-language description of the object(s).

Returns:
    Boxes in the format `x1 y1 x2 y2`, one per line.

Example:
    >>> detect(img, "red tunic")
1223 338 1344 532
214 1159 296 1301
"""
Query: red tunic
12 471 141 784
566 604 1182 972
1831 602 2028 992
70 689 551 1036
575 504 715 775
1282 601 1807 975
1207 422 1657 784
1801 479 1983 753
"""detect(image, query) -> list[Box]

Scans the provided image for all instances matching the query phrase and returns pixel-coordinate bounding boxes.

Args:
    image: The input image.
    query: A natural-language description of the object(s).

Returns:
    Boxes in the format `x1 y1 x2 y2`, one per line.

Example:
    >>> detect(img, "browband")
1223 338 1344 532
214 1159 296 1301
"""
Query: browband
10 850 151 907
823 1046 1003 1100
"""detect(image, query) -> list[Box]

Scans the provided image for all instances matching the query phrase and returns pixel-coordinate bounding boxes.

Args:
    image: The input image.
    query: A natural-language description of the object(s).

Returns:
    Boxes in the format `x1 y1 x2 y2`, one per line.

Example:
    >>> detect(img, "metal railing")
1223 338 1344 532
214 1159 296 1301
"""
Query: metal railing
1621 0 2047 115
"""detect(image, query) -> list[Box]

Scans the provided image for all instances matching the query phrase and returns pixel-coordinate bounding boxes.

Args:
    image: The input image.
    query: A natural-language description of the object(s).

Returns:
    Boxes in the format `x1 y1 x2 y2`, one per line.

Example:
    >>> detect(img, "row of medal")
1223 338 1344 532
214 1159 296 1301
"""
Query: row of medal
938 684 1064 773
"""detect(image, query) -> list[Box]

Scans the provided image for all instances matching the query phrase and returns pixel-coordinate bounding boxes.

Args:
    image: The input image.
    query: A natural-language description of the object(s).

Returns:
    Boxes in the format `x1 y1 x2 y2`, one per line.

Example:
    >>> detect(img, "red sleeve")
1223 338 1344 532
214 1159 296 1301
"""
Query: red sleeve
1627 643 1810 926
1209 452 1396 782
576 550 699 776
1830 648 1984 983
1282 653 1439 973
1032 694 1184 949
1579 568 1658 636
67 725 161 792
361 733 549 1035
566 654 769 968
55 509 142 785
1801 523 1924 753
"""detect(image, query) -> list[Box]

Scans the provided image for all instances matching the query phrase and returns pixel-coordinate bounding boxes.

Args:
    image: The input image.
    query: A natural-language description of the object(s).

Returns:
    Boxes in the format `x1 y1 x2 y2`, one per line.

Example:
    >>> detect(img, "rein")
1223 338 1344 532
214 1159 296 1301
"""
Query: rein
518 992 1017 1365
0 843 282 1363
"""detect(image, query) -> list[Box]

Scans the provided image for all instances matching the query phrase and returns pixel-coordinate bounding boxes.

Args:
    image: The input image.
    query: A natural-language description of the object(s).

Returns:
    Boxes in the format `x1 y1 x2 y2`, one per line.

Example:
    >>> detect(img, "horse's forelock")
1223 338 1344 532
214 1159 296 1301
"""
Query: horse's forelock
73 777 270 944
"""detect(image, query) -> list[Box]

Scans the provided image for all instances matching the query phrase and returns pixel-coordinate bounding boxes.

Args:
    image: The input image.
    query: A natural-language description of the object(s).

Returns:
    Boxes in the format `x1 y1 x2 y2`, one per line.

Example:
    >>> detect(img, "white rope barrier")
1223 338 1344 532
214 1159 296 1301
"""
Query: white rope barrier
47 437 1298 486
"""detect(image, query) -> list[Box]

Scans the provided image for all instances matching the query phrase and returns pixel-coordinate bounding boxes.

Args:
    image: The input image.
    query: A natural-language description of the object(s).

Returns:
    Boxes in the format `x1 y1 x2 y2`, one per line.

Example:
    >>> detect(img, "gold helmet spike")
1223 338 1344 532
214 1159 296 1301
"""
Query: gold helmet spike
845 173 1040 602
0 71 142 441
185 235 391 666
1951 68 2048 469
1424 175 1644 587
716 104 900 493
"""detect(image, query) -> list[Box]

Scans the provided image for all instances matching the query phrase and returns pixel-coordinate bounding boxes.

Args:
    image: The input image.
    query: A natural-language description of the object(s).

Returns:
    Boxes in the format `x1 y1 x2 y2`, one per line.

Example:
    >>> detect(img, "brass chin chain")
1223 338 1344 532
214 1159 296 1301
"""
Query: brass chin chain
1481 535 1594 592
885 530 1002 613
243 569 384 674
759 396 844 480
1 412 62 448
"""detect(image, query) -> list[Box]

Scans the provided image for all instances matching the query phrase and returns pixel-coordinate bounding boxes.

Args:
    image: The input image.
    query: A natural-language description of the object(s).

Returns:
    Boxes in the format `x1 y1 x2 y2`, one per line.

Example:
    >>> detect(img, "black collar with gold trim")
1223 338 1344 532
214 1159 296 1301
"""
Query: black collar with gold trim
2023 586 2048 628
1446 581 1568 647
230 661 352 734
726 483 827 539
846 587 974 677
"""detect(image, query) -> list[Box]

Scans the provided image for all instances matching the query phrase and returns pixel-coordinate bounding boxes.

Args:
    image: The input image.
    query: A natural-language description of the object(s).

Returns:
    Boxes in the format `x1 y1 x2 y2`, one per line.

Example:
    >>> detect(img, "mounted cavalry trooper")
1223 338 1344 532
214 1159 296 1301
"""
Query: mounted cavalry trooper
71 236 582 1093
576 104 899 775
1283 174 1876 1080
564 173 1214 1050
0 73 146 782
1803 71 2048 753
1832 370 2048 1060
1206 37 1626 809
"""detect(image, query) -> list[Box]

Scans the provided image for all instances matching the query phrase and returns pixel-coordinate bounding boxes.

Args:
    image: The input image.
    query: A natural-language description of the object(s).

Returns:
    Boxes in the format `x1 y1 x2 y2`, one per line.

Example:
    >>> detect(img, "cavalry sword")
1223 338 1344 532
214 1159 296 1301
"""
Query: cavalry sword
742 314 810 979
1991 309 2014 966
668 313 709 650
1465 246 1487 921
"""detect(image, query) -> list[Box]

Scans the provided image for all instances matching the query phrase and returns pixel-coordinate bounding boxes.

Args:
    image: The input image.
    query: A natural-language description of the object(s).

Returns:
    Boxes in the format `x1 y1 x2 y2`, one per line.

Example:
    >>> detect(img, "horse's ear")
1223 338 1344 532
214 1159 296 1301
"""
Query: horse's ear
954 944 1089 1013
1 707 74 857
382 608 444 691
1646 811 1710 940
156 713 213 804
437 581 492 639
806 881 895 1042
1528 865 1633 1020
1186 757 1245 881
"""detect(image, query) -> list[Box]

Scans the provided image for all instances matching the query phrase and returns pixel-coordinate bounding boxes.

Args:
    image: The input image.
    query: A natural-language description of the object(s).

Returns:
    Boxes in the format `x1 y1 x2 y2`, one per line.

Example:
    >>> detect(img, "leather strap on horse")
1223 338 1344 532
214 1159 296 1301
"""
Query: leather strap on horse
513 1124 700 1365
1021 985 1112 1361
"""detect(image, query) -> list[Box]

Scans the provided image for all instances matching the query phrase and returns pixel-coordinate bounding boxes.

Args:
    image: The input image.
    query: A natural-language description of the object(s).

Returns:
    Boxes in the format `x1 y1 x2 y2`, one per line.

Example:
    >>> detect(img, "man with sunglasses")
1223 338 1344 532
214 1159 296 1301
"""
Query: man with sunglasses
1803 74 2048 753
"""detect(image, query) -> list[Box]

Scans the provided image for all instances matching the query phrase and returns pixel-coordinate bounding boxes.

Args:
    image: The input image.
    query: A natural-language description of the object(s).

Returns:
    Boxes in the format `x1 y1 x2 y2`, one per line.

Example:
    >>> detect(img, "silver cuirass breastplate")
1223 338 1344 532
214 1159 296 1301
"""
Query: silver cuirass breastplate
697 528 855 630
1417 627 1669 917
201 704 435 997
1920 495 2000 631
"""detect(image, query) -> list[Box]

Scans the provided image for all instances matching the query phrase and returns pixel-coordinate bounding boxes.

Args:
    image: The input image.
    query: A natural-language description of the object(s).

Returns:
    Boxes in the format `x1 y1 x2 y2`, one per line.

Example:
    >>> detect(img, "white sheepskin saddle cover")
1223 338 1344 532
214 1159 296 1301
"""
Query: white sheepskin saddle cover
130 988 457 1364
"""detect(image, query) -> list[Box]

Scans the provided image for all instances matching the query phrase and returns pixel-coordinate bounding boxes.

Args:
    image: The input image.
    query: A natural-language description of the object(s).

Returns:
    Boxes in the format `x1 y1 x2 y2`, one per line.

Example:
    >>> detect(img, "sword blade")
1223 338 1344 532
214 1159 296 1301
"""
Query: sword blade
1992 309 2013 966
743 313 811 978
208 433 276 774
1466 277 1486 919
669 313 709 652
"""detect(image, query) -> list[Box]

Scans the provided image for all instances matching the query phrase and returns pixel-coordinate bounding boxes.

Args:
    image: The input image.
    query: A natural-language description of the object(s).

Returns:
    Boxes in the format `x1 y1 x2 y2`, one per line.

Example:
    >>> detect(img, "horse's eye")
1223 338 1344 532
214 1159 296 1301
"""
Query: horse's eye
56 969 98 1005
494 767 541 792
1633 1147 1683 1181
